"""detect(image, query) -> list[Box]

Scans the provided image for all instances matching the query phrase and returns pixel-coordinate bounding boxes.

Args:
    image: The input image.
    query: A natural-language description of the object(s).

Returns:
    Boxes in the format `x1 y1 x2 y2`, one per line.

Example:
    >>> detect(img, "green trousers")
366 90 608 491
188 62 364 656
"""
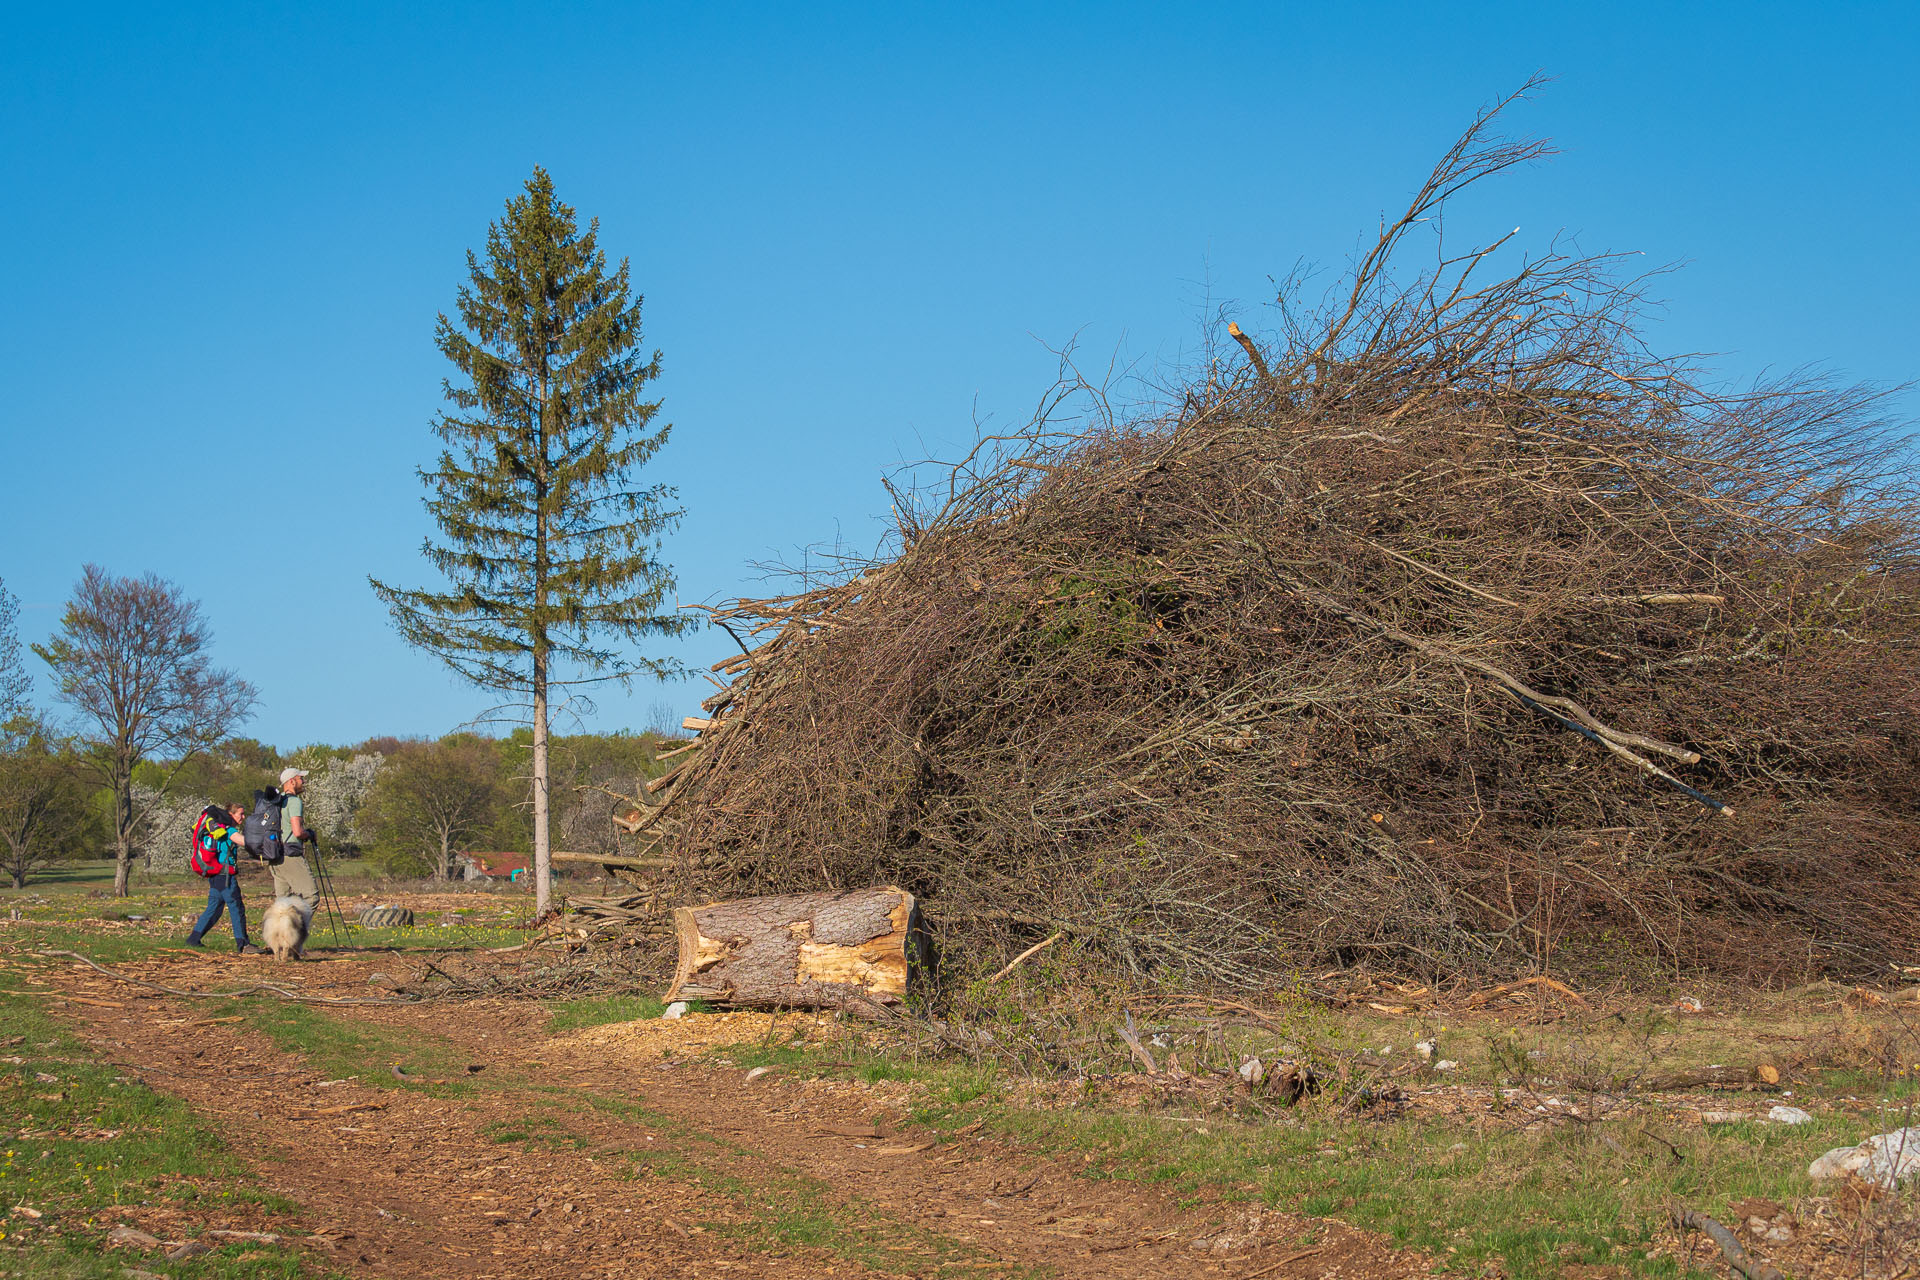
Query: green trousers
270 852 319 915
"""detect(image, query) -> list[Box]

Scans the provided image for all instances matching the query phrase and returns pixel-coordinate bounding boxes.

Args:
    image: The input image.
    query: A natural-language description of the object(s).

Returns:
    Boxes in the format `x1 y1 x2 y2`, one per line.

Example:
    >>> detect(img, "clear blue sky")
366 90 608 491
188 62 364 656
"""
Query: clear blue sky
3 2 1915 750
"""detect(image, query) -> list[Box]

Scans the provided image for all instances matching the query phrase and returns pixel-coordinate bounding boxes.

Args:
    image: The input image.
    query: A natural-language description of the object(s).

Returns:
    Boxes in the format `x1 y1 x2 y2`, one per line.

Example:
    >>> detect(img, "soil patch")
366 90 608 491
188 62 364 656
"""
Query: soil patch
39 943 1431 1279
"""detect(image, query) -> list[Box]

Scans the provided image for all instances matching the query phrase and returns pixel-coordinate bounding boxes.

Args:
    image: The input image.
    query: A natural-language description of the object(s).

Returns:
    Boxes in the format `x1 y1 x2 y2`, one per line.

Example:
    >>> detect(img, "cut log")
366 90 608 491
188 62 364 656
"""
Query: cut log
667 887 920 1013
550 851 675 869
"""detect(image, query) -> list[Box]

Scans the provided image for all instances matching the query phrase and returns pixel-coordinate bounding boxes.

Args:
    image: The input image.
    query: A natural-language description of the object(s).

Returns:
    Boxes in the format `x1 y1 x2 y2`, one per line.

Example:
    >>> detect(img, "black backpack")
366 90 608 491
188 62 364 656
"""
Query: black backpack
244 788 284 863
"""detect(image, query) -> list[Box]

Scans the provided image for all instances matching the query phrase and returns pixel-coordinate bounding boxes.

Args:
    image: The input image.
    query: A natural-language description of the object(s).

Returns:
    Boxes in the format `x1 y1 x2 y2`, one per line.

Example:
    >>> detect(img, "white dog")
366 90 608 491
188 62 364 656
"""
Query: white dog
260 896 313 962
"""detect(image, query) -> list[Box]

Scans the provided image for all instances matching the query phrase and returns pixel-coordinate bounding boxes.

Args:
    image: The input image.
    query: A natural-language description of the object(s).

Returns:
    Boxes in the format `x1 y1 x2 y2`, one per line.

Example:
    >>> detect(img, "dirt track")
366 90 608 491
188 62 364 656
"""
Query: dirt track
49 945 1427 1280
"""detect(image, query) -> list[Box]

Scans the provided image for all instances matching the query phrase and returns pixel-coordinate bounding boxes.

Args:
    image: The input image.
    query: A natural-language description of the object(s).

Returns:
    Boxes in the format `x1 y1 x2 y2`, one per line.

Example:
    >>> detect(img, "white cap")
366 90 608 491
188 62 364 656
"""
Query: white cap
279 767 309 786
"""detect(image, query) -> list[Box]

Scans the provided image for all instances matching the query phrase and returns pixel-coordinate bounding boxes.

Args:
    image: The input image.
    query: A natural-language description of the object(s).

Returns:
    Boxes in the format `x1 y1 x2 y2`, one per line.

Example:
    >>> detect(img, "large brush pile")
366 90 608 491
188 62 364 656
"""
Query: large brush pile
640 102 1920 988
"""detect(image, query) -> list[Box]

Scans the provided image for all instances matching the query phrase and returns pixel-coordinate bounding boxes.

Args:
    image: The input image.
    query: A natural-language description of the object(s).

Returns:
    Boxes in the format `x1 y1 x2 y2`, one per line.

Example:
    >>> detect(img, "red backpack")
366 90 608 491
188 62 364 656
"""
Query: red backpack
188 806 237 877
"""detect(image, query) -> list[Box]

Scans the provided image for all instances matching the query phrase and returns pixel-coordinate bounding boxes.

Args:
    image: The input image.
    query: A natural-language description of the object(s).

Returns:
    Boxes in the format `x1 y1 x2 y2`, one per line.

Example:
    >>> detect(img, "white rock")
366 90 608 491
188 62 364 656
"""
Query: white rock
1767 1105 1813 1125
662 1002 689 1020
106 1225 163 1250
1809 1145 1871 1180
1413 1039 1435 1061
745 1066 773 1082
1700 1111 1751 1125
1434 1059 1458 1072
1808 1127 1920 1189
1237 1057 1264 1085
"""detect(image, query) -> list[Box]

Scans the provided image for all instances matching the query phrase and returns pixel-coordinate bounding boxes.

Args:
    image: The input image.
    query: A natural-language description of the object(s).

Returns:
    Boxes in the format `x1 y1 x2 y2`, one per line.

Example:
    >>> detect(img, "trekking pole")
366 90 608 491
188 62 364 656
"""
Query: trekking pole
304 836 348 947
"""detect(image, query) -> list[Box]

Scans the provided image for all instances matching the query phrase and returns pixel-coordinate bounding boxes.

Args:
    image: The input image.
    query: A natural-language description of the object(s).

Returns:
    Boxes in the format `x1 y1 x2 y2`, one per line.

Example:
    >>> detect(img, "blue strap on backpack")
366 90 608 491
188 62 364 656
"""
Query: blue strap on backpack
244 789 285 864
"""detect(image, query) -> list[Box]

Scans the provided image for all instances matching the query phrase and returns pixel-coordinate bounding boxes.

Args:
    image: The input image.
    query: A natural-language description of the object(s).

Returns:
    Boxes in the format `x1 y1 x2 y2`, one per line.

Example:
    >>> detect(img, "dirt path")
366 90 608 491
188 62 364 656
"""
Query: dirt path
46 946 1429 1280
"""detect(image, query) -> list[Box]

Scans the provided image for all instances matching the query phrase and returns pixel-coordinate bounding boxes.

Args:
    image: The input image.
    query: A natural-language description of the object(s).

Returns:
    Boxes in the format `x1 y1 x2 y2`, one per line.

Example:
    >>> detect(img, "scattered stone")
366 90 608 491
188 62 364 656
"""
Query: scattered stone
1189 1208 1270 1254
1808 1127 1920 1188
1699 1111 1751 1126
1237 1057 1264 1085
662 1002 690 1020
165 1241 211 1261
1434 1059 1458 1072
745 1066 774 1082
105 1225 163 1250
1767 1105 1813 1125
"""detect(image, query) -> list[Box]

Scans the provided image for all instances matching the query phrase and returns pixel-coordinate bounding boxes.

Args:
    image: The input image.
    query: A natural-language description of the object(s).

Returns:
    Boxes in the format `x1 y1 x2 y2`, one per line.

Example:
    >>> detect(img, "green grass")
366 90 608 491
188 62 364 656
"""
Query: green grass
697 1166 1016 1280
703 1028 1904 1280
0 972 320 1279
983 1102 1858 1279
540 1081 1015 1276
212 999 494 1097
480 1113 591 1152
543 993 668 1031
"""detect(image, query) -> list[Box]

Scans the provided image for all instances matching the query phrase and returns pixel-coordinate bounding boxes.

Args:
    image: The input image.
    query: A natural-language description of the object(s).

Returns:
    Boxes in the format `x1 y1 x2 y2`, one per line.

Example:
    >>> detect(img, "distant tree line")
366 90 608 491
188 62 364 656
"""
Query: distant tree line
0 569 676 891
138 728 671 880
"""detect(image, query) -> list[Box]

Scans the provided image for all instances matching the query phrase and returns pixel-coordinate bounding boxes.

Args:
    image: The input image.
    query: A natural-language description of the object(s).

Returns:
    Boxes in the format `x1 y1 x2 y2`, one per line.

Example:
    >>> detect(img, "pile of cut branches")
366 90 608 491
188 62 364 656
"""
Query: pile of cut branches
635 88 1920 988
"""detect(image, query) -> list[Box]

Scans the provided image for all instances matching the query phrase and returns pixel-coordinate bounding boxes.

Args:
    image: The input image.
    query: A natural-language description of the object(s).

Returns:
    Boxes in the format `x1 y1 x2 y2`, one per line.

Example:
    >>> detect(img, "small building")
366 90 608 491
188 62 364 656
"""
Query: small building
456 852 532 882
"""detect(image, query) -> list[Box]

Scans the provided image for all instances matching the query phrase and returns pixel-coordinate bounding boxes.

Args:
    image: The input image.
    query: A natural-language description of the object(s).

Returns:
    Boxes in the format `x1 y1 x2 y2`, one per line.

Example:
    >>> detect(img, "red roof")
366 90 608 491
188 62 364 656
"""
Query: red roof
461 852 531 877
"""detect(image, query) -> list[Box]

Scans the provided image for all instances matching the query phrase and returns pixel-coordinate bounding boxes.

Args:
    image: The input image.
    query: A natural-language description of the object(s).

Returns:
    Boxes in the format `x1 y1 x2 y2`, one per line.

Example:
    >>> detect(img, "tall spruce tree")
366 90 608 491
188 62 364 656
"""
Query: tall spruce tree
371 168 688 914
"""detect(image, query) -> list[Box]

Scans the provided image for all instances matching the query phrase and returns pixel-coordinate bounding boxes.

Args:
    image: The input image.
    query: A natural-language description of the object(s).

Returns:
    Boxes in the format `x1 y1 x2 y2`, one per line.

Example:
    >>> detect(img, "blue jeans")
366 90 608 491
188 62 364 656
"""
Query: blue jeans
189 873 248 944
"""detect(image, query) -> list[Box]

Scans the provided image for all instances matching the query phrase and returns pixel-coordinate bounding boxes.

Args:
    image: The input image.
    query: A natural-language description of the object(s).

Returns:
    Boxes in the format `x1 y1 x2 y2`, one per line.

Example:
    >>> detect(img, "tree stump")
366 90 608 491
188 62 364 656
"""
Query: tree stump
666 887 920 1012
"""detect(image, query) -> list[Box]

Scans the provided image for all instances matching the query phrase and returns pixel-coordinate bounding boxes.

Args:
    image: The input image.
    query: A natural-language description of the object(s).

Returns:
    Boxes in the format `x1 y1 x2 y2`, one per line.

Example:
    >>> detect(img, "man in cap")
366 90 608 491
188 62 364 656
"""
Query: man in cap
270 767 319 915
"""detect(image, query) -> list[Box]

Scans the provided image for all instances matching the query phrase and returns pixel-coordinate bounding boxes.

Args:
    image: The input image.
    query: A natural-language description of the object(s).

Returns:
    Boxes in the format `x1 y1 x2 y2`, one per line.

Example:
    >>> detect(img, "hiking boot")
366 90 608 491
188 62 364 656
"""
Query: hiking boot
183 934 204 948
237 943 262 955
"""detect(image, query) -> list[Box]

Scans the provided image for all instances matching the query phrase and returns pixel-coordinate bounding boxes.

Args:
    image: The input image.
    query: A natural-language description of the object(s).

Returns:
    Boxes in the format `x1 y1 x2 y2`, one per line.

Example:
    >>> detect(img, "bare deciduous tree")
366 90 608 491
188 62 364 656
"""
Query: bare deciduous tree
34 566 257 896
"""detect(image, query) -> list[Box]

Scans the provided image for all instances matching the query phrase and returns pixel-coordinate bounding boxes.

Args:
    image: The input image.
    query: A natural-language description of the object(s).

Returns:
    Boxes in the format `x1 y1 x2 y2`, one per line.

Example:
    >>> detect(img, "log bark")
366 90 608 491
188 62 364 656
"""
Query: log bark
667 887 919 1013
549 851 674 869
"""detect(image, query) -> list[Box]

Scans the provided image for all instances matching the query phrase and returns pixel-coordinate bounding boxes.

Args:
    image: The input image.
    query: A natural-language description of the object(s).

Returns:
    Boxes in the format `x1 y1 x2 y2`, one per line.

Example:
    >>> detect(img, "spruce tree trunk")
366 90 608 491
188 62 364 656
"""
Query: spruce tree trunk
532 650 551 916
532 364 552 918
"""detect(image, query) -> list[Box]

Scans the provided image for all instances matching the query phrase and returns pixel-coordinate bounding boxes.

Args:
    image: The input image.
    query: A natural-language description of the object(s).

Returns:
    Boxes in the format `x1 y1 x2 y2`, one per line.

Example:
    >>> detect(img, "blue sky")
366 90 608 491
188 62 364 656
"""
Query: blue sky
2 2 1915 750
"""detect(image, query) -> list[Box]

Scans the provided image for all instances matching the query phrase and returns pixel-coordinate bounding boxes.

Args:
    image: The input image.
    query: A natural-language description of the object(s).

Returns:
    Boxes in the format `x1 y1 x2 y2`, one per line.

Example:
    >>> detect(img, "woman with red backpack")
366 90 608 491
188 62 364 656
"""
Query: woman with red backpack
185 802 261 953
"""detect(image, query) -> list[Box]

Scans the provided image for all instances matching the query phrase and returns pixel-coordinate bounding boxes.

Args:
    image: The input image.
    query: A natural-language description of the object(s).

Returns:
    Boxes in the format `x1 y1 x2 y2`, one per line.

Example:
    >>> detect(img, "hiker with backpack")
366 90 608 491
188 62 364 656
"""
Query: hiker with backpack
244 767 320 917
185 802 261 953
